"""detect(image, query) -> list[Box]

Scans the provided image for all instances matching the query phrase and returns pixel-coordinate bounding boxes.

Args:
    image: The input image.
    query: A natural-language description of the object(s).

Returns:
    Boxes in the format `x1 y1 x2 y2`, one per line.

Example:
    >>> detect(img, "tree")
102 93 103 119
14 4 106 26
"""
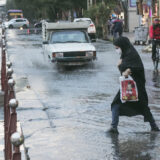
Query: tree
6 0 87 21
6 0 16 9
120 0 129 32
85 0 117 39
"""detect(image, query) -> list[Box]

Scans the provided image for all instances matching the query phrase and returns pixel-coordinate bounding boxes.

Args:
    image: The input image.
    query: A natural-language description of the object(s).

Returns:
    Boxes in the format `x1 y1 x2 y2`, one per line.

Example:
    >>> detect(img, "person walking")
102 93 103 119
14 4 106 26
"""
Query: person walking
149 19 160 70
108 36 160 134
112 18 123 40
107 17 112 35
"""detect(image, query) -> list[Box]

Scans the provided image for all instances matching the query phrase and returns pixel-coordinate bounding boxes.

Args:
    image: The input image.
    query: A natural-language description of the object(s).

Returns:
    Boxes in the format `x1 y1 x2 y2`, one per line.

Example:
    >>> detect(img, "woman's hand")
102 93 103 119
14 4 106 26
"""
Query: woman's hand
117 59 122 67
122 68 131 77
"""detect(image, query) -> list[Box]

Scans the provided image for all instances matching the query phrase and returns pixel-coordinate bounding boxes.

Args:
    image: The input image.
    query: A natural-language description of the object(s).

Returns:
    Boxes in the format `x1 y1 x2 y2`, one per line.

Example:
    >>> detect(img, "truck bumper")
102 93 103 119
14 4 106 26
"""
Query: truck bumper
52 57 96 66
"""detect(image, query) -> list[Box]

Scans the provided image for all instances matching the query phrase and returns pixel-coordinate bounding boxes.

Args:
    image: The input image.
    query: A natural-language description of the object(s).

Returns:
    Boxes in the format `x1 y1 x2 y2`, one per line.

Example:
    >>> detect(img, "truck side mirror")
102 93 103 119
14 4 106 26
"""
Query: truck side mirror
43 41 48 44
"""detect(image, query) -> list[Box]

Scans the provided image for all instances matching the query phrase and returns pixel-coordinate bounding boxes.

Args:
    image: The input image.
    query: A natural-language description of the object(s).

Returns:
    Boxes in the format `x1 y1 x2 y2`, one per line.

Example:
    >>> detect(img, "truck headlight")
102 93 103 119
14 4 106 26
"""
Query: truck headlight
52 52 63 58
56 52 63 57
86 51 93 57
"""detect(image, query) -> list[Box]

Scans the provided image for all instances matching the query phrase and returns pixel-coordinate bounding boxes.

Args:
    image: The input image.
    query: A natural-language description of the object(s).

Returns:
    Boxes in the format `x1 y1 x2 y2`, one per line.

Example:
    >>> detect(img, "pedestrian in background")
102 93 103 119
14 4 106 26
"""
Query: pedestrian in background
149 18 160 71
108 36 160 134
111 18 123 40
107 17 112 35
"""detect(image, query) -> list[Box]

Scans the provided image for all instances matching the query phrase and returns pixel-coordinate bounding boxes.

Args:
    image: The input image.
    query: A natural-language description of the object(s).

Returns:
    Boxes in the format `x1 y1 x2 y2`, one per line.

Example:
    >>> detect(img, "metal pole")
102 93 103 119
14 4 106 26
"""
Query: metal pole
5 79 16 160
4 75 9 160
4 63 13 160
12 151 21 160
1 47 6 91
11 132 24 160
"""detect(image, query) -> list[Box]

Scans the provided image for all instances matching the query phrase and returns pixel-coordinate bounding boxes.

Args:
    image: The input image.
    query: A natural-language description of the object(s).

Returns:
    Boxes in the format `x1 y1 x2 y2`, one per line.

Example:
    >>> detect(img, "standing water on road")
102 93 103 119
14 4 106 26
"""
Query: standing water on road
5 29 160 160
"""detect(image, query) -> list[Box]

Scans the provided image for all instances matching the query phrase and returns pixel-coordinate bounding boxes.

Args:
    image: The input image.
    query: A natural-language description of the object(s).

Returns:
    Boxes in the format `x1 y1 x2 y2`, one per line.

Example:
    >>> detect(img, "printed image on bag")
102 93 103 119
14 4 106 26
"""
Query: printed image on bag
119 76 138 103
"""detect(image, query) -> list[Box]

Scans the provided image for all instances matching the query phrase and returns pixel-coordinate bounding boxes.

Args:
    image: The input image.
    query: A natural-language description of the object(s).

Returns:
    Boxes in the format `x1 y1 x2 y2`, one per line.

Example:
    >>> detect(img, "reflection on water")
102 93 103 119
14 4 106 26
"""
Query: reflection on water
152 71 160 88
11 28 42 35
152 71 160 103
109 133 159 160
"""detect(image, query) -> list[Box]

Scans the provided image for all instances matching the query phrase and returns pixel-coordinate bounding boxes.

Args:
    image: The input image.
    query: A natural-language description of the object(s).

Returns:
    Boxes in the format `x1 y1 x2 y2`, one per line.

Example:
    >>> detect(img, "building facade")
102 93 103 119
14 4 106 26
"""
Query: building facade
136 0 160 27
128 0 140 31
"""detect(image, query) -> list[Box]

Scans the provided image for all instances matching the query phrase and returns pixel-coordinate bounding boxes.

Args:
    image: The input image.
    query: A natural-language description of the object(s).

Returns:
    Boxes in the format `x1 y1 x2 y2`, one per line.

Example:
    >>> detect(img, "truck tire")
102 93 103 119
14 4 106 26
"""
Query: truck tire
9 25 13 29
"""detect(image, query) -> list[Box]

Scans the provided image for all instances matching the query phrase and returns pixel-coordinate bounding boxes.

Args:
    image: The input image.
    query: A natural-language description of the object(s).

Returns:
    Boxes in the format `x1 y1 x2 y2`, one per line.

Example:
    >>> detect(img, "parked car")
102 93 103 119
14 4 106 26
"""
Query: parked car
42 22 96 66
3 18 29 29
73 18 96 41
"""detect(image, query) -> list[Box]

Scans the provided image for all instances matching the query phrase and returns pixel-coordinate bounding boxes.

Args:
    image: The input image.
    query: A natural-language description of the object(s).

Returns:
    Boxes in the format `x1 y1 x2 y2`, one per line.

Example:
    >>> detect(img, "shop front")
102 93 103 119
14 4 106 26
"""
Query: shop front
136 0 159 27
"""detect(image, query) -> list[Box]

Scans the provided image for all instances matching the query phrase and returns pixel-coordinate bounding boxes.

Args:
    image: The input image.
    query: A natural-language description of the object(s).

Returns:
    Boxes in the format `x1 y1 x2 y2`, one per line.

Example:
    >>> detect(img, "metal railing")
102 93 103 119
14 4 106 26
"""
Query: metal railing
1 28 24 160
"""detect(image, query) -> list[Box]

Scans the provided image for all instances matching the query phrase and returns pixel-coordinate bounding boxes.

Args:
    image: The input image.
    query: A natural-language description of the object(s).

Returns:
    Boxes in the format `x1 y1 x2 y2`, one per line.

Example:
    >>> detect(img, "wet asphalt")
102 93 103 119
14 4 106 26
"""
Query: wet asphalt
4 29 160 160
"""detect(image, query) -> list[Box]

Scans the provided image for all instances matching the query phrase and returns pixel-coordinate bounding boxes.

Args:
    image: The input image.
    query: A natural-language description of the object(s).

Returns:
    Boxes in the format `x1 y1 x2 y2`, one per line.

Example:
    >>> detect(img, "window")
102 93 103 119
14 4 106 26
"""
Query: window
75 19 92 24
16 19 23 22
50 30 89 43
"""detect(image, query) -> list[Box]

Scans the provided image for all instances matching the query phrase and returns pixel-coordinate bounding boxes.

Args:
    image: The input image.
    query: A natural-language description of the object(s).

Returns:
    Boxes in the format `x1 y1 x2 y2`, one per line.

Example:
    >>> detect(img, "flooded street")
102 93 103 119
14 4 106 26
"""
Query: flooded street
5 29 160 160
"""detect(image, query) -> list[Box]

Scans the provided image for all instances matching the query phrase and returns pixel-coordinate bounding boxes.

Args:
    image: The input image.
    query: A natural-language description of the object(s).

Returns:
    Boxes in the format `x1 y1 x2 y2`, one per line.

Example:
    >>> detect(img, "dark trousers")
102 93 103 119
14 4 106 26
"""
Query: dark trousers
152 40 157 61
113 31 122 40
111 104 120 128
152 40 160 61
111 104 156 129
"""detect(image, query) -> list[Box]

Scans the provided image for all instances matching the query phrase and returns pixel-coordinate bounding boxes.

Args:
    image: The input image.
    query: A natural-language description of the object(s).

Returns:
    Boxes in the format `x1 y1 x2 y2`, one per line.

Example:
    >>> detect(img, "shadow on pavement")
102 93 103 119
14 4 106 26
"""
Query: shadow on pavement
152 71 160 88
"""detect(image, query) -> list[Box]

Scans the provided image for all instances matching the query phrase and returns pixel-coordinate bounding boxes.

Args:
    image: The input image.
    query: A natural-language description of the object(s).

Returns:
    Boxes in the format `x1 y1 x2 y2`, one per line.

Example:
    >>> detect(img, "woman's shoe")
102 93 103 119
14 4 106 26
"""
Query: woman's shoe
150 122 160 131
151 126 160 131
107 126 119 134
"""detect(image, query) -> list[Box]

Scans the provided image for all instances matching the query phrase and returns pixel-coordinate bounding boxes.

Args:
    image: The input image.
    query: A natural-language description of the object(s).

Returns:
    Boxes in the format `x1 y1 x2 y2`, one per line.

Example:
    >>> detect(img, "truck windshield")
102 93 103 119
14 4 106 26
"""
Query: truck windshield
50 30 89 43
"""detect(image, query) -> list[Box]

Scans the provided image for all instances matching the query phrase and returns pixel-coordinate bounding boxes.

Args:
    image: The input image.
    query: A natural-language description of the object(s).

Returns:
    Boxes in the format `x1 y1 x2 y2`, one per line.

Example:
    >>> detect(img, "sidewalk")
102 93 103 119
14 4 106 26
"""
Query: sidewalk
0 46 4 159
0 66 27 160
0 36 27 160
123 32 135 43
106 31 135 43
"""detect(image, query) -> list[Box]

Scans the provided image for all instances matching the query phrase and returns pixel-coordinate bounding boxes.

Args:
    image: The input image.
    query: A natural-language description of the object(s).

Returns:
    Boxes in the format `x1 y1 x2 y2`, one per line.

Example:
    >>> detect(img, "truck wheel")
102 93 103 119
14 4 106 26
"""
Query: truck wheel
9 25 13 29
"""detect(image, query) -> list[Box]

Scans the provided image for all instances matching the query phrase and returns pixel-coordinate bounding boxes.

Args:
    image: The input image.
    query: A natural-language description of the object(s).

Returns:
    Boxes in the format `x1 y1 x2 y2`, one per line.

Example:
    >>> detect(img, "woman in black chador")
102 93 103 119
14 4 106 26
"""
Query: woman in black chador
108 37 160 134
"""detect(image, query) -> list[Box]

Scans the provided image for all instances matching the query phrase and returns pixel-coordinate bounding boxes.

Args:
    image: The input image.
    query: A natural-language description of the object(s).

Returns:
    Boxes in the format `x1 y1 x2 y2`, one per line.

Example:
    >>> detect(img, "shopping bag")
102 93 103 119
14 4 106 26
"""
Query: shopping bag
119 76 138 103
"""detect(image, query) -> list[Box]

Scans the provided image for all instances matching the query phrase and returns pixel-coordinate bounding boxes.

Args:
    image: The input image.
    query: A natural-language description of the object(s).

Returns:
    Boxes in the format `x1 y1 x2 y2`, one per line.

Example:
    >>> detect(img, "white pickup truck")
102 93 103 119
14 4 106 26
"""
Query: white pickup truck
42 21 96 66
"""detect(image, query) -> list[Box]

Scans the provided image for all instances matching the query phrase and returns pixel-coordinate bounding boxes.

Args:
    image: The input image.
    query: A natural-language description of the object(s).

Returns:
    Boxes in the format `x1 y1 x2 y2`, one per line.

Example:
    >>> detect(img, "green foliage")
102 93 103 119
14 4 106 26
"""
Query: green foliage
6 0 117 37
84 1 117 38
6 0 87 21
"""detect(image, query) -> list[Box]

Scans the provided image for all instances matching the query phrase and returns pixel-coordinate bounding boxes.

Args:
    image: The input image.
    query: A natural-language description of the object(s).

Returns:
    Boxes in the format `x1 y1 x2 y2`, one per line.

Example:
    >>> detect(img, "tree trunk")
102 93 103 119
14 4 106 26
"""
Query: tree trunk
102 22 107 39
124 10 129 32
121 1 129 32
